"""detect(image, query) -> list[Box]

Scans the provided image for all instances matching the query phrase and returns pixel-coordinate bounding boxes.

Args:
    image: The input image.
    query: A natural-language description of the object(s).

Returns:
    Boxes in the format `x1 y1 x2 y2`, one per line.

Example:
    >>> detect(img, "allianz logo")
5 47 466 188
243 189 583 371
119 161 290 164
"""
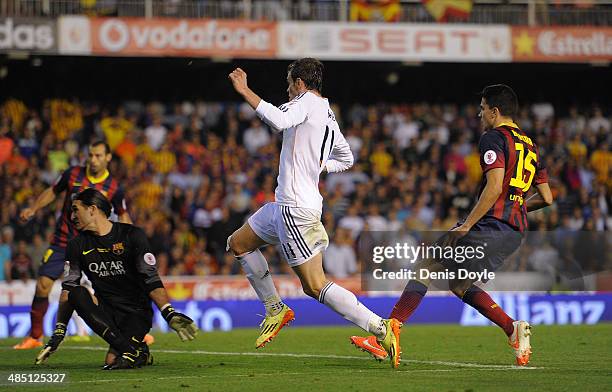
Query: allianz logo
461 293 605 325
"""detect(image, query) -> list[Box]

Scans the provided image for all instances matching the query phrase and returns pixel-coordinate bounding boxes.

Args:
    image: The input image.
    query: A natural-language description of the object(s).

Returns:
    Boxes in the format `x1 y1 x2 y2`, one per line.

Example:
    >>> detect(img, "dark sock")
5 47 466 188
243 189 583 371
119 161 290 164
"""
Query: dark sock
461 286 515 336
68 286 136 354
389 280 428 322
30 296 49 339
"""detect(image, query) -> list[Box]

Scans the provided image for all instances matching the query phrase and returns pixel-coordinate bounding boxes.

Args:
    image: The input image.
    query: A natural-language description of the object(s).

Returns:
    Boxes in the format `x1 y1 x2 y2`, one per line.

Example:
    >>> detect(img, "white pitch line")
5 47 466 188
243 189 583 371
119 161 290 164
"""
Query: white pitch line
403 359 539 370
62 346 543 370
61 369 461 385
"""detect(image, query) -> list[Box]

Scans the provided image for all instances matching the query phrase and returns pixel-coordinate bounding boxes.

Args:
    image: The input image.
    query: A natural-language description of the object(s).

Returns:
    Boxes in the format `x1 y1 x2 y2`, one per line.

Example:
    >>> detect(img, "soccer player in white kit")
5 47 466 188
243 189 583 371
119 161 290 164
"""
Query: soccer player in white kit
228 58 402 368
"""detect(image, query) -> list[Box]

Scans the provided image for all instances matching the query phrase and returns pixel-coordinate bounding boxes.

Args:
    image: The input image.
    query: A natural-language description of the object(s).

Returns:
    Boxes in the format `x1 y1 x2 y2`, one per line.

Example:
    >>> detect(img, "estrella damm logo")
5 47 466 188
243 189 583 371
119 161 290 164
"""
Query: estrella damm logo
112 242 125 255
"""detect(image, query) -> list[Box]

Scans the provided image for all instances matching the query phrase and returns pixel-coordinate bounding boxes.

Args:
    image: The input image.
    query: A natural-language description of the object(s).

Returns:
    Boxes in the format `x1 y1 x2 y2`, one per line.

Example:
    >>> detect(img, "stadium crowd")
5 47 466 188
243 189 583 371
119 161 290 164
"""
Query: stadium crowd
0 97 609 281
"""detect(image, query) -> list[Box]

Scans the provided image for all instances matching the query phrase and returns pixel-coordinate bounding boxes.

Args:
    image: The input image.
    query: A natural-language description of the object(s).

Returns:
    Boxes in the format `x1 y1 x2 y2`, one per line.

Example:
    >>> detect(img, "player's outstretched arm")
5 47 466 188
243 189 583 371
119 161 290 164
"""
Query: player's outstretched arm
20 186 57 222
35 291 74 365
150 288 198 341
526 183 554 212
461 168 504 230
229 67 307 131
22 167 73 222
444 168 504 246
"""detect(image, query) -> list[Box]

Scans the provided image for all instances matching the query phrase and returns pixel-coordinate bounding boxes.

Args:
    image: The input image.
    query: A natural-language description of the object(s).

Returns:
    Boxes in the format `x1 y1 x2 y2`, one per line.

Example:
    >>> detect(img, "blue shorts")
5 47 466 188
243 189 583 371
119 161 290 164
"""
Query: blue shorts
436 217 522 281
38 245 66 280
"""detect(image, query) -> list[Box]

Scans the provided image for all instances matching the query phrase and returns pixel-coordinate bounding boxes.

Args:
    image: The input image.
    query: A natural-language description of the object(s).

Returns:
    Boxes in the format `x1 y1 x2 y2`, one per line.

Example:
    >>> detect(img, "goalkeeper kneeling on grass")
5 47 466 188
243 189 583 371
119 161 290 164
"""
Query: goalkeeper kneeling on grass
35 188 198 369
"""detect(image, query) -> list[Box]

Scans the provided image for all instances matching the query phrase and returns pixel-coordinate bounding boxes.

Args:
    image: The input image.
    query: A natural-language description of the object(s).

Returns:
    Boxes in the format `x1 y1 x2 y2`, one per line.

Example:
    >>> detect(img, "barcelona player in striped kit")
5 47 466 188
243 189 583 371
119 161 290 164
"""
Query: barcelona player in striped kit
351 84 553 366
14 141 133 349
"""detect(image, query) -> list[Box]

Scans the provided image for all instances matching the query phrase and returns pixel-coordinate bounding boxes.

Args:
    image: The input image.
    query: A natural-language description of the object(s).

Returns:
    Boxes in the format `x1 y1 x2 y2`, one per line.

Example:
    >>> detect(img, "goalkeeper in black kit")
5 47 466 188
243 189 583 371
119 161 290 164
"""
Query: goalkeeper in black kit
35 188 198 369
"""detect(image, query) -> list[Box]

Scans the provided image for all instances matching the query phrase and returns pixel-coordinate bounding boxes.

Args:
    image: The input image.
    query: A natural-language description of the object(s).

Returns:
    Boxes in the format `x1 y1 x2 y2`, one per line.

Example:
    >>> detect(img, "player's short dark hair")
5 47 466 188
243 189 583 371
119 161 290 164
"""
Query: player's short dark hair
481 84 518 118
75 188 112 217
89 140 111 155
288 58 324 93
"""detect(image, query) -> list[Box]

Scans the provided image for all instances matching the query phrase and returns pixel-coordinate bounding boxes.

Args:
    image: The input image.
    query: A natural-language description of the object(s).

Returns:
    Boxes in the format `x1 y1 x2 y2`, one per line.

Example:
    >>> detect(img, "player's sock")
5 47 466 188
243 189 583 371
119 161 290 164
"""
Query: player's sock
237 249 284 316
319 282 386 339
389 280 428 322
30 296 49 339
67 286 137 354
461 285 514 336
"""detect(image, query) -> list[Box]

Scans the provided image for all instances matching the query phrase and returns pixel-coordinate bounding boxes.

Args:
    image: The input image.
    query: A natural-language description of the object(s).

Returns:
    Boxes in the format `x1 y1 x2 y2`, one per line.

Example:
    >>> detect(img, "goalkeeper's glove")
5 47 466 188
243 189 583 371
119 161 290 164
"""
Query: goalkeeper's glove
35 323 66 365
161 304 198 341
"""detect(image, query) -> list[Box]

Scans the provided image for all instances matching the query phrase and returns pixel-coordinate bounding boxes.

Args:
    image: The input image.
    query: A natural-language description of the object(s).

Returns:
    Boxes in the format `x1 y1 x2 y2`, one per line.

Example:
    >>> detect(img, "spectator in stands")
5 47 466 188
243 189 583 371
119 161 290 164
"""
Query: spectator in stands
145 116 168 151
243 118 271 155
588 107 610 133
324 228 358 279
7 240 34 282
0 226 13 281
338 204 365 240
100 108 132 151
0 125 14 165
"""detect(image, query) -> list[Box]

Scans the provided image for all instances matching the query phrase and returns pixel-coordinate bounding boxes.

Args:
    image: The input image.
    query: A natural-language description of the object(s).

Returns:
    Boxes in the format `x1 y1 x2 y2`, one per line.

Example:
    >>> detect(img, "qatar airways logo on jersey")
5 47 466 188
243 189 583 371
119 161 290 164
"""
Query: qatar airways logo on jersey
89 260 125 277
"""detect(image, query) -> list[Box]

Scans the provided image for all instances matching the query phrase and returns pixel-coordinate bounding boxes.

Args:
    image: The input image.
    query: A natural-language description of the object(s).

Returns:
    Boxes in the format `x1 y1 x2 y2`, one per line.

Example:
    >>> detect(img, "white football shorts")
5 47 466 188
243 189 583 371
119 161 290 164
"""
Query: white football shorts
247 202 329 267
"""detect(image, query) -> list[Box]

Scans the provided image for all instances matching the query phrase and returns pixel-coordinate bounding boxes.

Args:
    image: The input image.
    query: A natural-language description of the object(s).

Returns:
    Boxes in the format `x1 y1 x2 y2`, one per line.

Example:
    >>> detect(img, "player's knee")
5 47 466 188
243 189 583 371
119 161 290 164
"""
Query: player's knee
35 277 53 296
67 285 93 308
227 235 237 254
227 234 248 256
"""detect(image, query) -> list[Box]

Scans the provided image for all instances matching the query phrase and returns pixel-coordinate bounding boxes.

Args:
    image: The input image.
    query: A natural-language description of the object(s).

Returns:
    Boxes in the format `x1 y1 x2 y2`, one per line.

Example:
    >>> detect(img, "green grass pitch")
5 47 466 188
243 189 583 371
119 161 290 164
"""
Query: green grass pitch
1 324 610 391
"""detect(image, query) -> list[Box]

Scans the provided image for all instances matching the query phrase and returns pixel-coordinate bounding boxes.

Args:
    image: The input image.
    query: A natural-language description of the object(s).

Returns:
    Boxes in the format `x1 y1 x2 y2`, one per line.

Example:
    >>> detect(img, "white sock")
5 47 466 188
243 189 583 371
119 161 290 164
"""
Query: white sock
237 249 284 316
319 282 386 338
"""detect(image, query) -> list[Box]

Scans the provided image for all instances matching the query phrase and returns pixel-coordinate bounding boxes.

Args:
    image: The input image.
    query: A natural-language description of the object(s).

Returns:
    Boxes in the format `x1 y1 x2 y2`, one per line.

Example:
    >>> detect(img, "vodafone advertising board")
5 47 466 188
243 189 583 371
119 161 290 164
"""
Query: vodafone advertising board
277 22 512 62
87 18 277 58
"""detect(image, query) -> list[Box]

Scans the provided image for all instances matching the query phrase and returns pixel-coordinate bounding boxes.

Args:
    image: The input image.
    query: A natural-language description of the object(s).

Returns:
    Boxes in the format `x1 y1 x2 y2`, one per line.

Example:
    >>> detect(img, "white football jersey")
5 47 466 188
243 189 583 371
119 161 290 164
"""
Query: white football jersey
255 91 353 213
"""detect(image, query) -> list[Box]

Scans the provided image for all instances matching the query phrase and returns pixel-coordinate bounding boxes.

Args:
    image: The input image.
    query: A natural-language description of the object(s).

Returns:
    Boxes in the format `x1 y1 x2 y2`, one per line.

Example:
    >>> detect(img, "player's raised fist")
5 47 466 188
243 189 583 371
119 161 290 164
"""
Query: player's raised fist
229 68 249 95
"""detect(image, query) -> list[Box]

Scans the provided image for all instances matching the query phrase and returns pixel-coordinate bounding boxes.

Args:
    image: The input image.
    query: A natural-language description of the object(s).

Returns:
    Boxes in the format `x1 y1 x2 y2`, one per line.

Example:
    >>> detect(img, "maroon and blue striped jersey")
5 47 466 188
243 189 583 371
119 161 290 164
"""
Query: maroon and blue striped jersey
51 166 128 247
477 122 548 232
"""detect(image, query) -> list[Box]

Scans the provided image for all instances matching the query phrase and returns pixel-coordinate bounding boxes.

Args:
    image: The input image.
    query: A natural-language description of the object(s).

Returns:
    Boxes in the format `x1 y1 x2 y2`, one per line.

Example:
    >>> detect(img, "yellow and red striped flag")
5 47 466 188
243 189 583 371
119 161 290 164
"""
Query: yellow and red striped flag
422 0 473 22
350 0 401 22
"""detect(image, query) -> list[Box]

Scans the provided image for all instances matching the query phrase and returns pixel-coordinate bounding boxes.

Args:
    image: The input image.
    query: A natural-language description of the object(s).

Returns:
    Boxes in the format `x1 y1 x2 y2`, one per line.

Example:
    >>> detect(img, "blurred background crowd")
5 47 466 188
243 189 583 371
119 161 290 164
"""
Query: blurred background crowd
0 97 609 282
